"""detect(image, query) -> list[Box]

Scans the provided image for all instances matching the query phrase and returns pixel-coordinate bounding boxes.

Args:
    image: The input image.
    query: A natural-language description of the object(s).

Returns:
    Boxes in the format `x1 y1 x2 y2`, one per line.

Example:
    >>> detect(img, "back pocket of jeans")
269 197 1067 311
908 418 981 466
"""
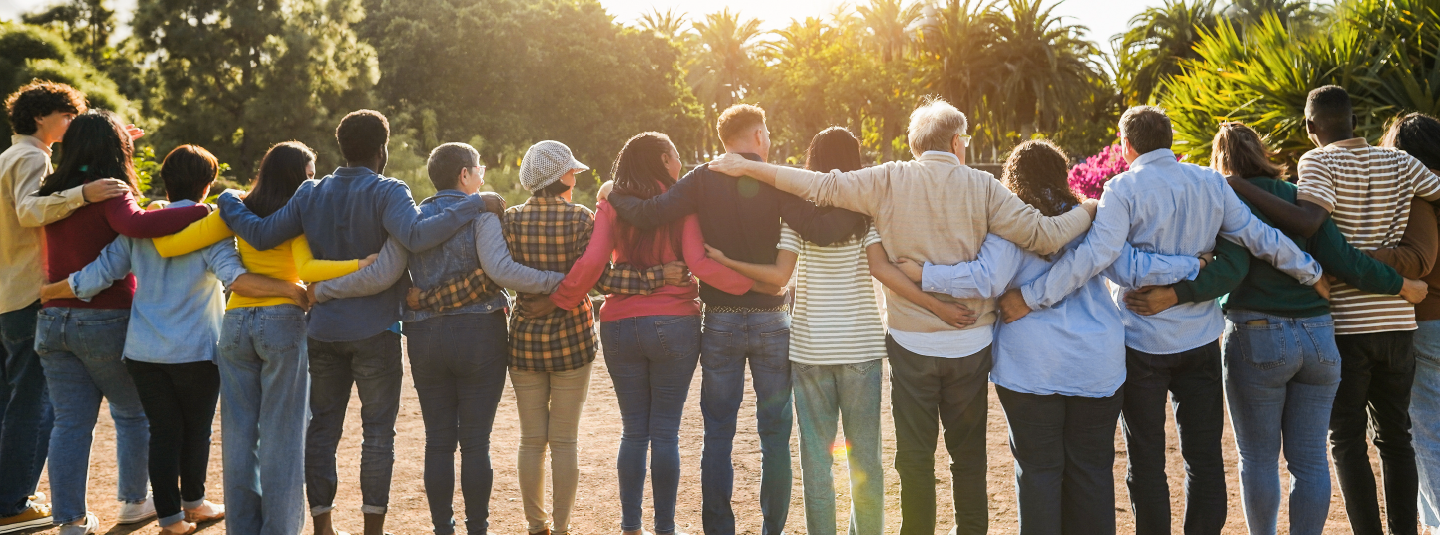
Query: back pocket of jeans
1235 321 1287 370
655 316 700 359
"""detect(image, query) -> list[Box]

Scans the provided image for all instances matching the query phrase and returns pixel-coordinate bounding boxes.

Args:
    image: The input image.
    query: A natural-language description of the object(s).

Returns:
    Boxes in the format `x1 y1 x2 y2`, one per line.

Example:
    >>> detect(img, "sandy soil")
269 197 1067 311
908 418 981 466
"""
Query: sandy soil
22 338 1389 534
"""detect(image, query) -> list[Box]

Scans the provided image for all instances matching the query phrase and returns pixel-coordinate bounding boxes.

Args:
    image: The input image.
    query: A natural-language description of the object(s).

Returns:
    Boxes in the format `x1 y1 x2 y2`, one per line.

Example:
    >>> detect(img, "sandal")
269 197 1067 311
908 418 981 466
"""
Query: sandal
183 501 225 523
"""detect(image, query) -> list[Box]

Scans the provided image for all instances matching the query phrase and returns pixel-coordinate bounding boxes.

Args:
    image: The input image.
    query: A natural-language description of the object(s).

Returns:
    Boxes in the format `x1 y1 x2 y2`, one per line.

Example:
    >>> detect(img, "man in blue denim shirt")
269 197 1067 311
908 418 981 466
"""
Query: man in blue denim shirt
216 110 486 535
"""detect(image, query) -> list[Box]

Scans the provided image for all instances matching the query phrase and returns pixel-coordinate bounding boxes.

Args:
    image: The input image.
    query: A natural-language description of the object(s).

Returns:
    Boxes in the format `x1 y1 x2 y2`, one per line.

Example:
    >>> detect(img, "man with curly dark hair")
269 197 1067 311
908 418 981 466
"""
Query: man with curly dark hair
0 80 134 534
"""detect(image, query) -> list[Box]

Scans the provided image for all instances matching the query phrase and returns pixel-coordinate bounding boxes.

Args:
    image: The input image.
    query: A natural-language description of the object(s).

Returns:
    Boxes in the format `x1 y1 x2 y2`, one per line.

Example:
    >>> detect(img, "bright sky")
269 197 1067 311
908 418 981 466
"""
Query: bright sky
0 0 1157 52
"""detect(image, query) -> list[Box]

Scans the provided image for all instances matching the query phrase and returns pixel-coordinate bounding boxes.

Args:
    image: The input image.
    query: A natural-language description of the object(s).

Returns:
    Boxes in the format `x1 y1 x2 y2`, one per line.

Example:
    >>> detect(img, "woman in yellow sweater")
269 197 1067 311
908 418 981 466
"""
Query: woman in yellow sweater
151 141 369 534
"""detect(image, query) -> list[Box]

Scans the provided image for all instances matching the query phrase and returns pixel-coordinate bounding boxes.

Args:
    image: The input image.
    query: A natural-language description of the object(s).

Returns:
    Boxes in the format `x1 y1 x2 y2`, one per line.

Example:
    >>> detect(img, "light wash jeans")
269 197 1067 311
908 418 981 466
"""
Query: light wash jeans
600 315 701 534
34 307 150 524
218 305 310 535
792 360 883 535
699 311 793 535
1222 310 1341 535
1413 320 1440 529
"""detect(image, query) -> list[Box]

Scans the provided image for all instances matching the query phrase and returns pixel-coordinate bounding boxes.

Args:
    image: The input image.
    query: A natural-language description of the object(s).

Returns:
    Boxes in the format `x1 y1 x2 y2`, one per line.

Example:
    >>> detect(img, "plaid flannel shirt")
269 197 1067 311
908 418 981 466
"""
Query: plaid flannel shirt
415 195 663 371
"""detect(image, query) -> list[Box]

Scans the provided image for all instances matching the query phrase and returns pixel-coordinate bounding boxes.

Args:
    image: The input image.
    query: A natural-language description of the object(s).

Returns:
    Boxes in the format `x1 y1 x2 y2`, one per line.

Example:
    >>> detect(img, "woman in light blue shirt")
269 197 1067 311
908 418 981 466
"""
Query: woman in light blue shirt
898 139 1205 534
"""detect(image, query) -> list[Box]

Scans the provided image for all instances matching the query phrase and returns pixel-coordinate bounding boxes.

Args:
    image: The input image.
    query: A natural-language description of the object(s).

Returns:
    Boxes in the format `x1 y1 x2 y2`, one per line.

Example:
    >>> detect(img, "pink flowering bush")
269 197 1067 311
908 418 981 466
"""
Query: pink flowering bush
1067 143 1128 199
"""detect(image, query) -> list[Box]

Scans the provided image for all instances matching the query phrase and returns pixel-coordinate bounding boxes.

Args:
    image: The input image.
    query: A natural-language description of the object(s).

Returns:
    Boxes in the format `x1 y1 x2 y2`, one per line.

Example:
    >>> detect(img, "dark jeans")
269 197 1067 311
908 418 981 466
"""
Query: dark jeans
1330 330 1418 535
698 311 792 535
125 359 221 527
1121 340 1227 535
305 330 403 517
405 312 508 535
887 336 991 535
996 386 1122 535
600 315 701 534
0 302 50 517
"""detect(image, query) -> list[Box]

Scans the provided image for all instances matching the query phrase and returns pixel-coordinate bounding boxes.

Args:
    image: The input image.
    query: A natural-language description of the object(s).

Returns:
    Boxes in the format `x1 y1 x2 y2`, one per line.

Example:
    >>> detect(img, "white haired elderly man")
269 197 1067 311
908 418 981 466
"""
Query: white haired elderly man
707 97 1097 535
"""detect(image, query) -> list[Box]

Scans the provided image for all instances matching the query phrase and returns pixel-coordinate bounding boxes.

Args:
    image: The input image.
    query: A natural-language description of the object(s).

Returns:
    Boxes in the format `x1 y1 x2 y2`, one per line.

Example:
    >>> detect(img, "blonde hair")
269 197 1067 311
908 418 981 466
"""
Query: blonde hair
1210 122 1287 180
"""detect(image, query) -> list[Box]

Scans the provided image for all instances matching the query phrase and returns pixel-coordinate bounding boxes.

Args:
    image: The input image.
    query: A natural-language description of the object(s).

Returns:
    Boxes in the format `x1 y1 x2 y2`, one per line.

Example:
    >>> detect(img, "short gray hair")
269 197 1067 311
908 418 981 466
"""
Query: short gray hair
908 97 968 154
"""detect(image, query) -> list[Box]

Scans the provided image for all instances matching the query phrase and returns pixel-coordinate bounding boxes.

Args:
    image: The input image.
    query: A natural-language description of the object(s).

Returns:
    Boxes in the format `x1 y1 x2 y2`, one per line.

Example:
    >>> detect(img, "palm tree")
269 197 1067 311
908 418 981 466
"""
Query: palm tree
638 8 689 42
857 0 924 64
1115 0 1217 104
990 0 1106 138
1222 0 1329 34
917 0 1001 156
689 8 766 156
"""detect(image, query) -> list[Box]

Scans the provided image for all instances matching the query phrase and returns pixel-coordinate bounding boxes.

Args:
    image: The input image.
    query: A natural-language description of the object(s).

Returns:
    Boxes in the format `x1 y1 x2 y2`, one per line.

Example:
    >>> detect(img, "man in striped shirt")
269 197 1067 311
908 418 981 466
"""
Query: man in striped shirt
1227 85 1440 535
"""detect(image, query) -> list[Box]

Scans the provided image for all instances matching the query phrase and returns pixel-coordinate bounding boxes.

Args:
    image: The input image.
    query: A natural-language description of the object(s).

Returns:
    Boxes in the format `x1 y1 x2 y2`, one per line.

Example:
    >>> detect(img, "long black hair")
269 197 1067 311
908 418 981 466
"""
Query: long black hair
36 110 138 197
243 141 316 217
804 127 871 243
1381 113 1440 170
611 132 683 268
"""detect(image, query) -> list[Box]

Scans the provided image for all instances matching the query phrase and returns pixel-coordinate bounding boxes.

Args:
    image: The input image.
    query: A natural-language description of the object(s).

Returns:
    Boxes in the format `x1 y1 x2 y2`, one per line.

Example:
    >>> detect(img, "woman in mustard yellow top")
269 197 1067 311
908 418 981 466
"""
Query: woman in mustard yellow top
152 141 369 534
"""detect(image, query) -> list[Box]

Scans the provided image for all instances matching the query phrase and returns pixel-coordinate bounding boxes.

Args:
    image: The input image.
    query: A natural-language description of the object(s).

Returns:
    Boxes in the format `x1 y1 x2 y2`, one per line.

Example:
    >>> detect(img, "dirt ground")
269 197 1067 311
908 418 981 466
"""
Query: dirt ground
24 337 1389 534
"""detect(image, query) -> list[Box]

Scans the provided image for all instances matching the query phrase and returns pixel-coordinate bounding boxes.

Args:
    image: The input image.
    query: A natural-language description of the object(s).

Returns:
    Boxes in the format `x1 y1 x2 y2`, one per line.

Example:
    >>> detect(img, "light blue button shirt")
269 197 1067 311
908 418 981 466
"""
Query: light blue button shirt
1017 149 1322 354
923 233 1201 397
69 200 247 364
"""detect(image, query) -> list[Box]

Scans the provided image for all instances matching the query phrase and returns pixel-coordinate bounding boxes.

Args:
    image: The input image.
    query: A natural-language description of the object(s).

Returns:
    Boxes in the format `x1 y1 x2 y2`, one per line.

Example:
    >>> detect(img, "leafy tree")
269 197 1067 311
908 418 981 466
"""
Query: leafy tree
365 0 700 186
0 22 133 144
638 8 689 42
1161 0 1440 165
689 8 767 156
21 0 115 65
856 0 924 160
916 0 1001 158
131 0 378 181
1115 0 1217 105
990 0 1107 139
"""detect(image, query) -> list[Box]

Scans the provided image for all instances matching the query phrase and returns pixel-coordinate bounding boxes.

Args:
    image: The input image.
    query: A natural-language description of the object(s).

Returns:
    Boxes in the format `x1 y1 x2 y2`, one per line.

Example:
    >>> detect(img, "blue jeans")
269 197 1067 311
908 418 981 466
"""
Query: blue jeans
305 330 403 517
792 360 884 535
34 307 149 524
1413 320 1440 529
600 315 701 534
218 305 310 535
699 311 792 535
404 312 509 535
1222 311 1341 535
0 302 51 517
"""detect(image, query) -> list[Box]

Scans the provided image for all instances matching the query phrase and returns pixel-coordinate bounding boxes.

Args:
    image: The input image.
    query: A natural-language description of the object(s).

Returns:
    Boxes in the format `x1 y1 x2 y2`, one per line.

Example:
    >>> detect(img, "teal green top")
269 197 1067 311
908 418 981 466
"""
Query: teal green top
1174 176 1403 318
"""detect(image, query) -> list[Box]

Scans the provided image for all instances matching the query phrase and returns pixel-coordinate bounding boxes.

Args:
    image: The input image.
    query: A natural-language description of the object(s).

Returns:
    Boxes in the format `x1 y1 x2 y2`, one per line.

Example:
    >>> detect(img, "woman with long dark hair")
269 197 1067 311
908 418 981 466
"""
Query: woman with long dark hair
546 132 758 535
34 110 209 534
149 140 368 535
899 139 1206 534
704 126 937 535
1379 113 1440 535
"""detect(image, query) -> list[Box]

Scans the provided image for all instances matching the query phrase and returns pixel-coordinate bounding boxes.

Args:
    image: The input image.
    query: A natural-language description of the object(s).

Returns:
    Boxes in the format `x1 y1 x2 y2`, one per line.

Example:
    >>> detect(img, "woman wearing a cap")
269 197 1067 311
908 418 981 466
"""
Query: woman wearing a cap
547 132 766 535
502 140 611 535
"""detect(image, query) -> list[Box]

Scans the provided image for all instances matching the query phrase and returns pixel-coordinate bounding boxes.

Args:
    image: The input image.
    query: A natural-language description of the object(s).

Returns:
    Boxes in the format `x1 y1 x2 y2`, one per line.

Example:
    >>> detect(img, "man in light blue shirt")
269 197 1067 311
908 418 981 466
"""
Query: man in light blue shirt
996 106 1324 535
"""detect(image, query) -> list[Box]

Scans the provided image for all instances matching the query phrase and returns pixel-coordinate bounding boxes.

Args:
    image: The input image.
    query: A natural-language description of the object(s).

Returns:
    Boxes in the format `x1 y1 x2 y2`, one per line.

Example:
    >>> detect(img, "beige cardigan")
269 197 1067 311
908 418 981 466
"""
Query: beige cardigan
774 151 1093 334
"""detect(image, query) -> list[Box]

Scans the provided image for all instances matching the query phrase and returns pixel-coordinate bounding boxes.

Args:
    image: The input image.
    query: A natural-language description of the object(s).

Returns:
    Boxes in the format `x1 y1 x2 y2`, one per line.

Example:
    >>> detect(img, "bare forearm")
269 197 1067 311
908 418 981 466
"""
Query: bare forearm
716 257 792 287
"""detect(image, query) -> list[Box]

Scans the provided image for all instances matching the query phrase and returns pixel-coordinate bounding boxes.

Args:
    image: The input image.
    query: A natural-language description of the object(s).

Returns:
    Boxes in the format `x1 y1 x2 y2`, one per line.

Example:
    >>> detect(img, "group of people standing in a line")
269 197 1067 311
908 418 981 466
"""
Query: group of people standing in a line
0 76 1439 535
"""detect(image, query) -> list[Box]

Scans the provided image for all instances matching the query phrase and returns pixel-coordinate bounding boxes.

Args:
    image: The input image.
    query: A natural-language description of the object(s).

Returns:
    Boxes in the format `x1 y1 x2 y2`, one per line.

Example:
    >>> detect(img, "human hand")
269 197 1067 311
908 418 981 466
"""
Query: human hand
707 153 751 177
752 281 787 296
358 253 379 270
125 124 144 141
662 261 691 286
997 288 1031 323
1198 252 1215 269
518 294 558 318
81 178 129 203
926 299 977 329
1080 198 1099 219
896 257 923 283
1123 285 1179 316
1313 274 1332 300
477 191 507 215
290 284 314 311
40 280 76 302
597 181 615 201
1401 278 1429 304
406 287 423 310
704 244 728 263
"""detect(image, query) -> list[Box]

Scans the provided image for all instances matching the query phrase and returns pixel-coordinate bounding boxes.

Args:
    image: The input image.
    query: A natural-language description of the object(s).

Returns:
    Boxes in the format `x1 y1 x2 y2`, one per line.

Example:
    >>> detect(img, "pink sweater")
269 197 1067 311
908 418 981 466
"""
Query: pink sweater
550 199 754 321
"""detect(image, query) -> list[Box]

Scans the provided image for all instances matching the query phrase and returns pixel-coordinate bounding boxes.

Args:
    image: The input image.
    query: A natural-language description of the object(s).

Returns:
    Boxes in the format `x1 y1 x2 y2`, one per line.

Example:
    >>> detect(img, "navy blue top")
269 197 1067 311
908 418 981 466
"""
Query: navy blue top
218 166 481 341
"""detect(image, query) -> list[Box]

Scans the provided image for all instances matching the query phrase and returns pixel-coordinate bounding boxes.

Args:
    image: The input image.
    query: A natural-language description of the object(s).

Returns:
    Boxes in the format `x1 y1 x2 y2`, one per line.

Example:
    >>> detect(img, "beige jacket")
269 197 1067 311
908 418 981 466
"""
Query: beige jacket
774 151 1092 333
0 135 87 314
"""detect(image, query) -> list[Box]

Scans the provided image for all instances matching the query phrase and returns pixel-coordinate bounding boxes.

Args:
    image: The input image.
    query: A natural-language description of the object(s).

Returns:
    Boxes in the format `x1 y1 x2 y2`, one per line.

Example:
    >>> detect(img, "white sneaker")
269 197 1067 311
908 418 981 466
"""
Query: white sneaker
57 512 97 535
118 496 157 524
